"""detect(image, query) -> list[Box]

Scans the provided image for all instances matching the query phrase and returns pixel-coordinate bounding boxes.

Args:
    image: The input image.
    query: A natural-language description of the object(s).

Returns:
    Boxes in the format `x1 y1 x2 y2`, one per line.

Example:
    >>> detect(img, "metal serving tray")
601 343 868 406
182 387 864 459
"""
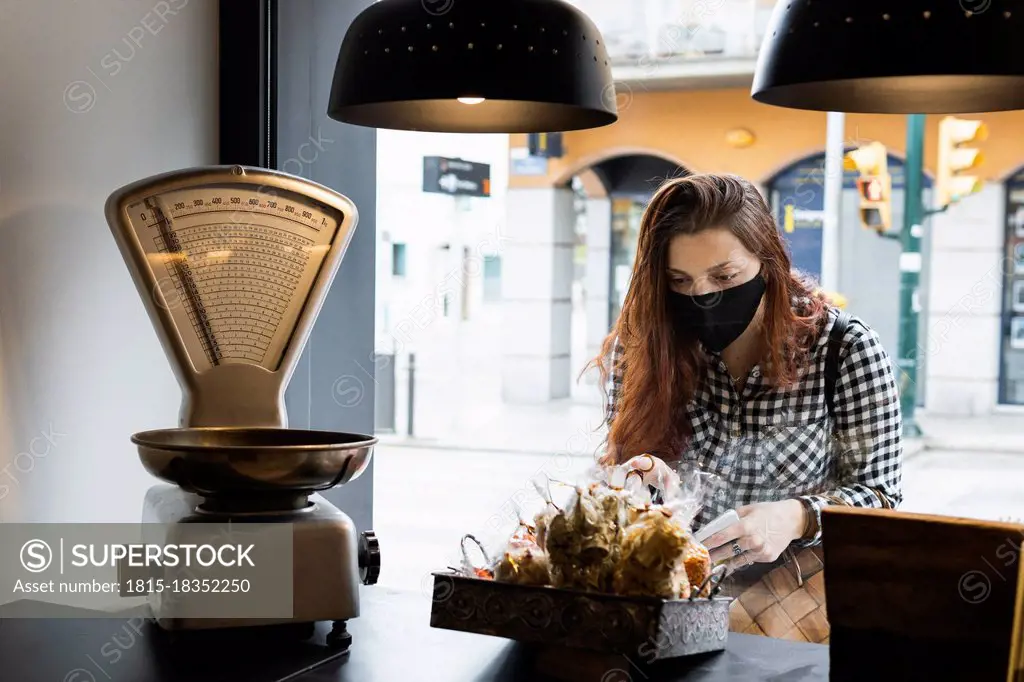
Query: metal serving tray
428 572 731 660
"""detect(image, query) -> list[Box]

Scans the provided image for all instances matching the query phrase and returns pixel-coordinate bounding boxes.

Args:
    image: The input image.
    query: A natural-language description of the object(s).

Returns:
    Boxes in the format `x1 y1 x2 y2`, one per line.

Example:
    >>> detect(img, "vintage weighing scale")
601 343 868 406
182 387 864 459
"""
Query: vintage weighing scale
105 165 380 650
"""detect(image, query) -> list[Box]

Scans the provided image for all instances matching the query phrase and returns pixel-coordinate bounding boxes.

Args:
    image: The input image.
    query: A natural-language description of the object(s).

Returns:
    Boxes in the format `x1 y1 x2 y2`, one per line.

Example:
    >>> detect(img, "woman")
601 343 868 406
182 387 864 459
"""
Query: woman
595 173 903 572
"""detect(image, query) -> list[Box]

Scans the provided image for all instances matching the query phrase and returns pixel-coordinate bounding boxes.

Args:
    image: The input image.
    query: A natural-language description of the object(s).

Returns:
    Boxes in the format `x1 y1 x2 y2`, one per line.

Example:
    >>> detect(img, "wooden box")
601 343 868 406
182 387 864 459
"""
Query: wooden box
822 507 1024 682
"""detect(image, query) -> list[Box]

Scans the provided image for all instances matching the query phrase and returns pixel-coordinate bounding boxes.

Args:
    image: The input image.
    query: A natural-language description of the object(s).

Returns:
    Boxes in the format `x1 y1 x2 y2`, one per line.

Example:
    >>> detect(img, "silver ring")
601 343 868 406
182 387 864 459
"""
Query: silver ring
731 541 743 557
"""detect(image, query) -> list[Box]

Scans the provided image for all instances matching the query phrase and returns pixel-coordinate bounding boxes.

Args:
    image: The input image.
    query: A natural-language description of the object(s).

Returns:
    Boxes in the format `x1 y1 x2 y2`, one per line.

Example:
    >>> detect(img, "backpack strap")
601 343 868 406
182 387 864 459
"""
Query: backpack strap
825 310 852 419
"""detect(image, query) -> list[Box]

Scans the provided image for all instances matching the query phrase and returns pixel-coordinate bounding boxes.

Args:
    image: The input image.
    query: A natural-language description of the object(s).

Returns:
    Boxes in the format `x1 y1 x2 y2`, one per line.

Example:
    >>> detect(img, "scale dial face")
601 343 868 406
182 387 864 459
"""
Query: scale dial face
121 183 343 374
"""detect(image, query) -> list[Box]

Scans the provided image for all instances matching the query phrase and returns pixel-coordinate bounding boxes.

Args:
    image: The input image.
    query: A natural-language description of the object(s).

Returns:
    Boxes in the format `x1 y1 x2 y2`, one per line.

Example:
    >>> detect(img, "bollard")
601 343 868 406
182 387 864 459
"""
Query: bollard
407 353 416 437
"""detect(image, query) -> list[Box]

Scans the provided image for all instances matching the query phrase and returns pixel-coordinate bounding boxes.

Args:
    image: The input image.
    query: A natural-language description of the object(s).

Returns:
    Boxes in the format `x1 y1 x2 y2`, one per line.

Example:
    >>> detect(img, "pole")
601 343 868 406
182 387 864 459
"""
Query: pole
407 352 416 437
454 196 470 322
898 114 924 437
821 112 845 293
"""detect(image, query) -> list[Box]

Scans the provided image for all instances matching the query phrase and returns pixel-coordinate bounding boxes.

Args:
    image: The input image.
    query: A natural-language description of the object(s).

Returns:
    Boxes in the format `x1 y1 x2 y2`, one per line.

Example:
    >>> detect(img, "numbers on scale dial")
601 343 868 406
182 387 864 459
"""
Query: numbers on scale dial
144 192 331 220
133 187 337 372
149 193 327 228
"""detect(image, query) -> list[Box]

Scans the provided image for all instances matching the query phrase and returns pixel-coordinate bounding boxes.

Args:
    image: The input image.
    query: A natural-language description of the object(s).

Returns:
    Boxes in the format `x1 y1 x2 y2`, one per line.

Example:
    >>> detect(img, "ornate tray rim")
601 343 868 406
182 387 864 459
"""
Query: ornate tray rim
428 570 732 660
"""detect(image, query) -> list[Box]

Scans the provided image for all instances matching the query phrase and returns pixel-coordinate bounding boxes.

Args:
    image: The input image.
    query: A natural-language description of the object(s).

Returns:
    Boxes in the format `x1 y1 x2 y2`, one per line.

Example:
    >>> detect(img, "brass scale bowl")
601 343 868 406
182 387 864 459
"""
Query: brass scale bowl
133 427 377 512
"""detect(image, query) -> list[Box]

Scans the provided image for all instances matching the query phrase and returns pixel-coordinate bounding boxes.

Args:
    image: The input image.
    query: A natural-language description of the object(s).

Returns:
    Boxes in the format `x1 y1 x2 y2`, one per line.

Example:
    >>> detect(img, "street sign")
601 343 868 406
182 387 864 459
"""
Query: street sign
511 155 549 176
422 156 491 197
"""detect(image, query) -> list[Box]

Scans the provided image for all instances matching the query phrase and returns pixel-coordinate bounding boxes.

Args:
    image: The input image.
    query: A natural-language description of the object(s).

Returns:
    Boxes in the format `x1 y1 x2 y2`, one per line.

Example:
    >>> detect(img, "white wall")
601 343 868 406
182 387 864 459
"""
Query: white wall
501 187 576 403
584 197 611 362
374 131 509 353
0 0 217 522
923 185 1005 415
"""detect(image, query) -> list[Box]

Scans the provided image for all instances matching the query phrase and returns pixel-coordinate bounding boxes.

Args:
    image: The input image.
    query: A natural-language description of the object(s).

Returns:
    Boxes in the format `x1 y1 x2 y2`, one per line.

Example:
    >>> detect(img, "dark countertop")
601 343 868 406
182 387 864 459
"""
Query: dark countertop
0 588 828 682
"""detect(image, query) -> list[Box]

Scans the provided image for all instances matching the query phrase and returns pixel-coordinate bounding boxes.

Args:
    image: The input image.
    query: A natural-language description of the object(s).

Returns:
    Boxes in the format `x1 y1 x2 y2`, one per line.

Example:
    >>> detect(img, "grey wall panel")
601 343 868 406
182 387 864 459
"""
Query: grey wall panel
839 188 903 358
279 0 377 533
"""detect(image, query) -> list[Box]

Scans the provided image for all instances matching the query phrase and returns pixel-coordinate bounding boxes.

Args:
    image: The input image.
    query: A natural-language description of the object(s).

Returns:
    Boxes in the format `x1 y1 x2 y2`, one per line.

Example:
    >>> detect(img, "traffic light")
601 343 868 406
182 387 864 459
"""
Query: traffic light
936 116 987 208
855 175 891 232
844 142 891 233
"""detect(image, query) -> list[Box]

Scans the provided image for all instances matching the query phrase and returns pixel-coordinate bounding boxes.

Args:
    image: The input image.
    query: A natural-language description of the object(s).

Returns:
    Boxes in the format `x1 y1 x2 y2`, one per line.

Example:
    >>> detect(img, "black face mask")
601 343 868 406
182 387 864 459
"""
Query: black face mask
668 274 766 353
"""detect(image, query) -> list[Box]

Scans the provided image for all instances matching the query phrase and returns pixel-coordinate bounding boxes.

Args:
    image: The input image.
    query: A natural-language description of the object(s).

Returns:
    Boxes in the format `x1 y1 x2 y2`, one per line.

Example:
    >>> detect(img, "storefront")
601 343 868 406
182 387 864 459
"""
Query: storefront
609 194 648 325
1000 170 1024 405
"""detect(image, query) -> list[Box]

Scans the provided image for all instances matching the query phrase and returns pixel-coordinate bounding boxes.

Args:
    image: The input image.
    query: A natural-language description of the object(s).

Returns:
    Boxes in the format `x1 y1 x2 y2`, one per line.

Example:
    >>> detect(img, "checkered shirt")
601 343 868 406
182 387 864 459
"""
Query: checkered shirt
605 306 903 546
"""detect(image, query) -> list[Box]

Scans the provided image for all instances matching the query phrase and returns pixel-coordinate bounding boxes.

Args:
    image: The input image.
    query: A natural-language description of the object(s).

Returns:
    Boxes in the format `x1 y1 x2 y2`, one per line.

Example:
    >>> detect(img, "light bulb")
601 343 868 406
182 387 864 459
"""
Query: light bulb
457 97 485 105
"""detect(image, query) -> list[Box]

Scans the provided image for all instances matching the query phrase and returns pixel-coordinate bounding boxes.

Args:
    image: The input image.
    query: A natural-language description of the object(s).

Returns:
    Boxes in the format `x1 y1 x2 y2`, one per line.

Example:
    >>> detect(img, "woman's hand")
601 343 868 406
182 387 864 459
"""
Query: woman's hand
703 500 807 571
620 454 680 494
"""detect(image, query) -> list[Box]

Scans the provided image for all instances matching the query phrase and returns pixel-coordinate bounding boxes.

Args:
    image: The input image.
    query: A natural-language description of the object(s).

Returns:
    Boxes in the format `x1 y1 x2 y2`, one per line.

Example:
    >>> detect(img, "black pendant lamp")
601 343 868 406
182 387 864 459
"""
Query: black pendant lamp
328 0 618 133
752 1 1024 113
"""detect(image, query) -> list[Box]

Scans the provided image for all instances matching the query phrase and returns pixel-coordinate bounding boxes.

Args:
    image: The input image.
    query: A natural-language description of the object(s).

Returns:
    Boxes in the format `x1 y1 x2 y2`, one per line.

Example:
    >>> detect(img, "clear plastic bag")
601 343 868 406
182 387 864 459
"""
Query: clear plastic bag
492 518 551 586
455 456 719 599
603 456 714 598
612 455 714 527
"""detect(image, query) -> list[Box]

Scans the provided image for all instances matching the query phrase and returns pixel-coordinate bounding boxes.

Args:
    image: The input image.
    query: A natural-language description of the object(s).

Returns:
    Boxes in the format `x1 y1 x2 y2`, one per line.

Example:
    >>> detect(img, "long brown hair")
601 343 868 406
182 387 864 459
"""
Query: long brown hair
592 173 829 463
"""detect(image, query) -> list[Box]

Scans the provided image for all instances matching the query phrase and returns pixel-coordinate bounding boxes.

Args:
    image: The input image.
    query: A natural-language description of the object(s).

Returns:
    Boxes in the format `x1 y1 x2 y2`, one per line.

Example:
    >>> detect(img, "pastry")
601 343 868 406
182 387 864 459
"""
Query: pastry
613 509 692 599
494 545 551 586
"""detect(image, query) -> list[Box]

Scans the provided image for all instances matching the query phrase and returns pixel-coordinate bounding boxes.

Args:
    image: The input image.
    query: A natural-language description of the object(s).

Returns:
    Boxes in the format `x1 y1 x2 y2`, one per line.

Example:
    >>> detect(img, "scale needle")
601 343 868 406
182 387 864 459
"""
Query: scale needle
146 198 222 365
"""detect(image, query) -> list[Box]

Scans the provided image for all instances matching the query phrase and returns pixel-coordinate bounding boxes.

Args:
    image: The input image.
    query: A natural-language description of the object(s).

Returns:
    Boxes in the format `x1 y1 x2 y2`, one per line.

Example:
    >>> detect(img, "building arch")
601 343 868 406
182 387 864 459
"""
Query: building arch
999 162 1024 183
565 151 689 340
763 149 937 369
553 146 692 188
764 148 935 190
759 148 830 187
763 150 933 286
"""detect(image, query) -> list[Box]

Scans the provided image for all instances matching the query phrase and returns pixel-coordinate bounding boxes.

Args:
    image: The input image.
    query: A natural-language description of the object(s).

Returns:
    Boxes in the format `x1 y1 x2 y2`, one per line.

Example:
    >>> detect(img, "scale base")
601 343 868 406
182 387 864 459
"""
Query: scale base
140 484 362 632
150 619 354 654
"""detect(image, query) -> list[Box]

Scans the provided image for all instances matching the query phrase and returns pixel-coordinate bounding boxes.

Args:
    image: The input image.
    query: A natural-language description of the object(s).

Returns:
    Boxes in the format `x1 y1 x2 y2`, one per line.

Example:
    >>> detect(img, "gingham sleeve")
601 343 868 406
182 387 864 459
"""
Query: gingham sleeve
797 321 904 546
605 337 625 427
